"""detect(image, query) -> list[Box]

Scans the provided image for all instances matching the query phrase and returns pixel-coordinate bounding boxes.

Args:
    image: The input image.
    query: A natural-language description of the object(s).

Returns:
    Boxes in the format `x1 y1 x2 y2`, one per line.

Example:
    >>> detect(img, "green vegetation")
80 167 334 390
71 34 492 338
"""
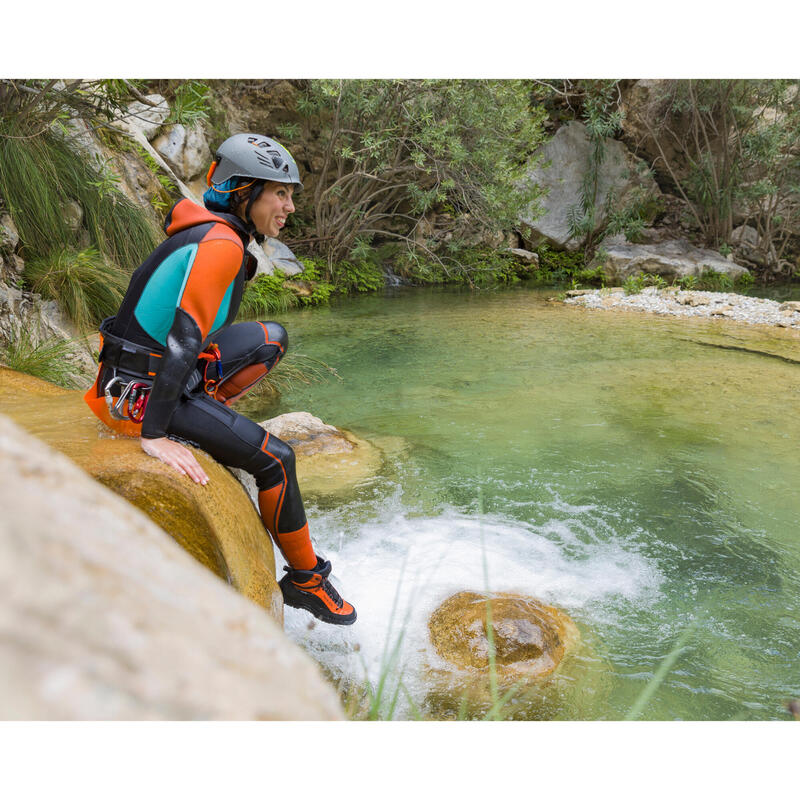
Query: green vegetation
621 268 756 295
297 80 547 265
0 120 158 268
642 80 800 278
0 327 84 389
239 271 298 317
396 247 535 288
24 247 128 332
165 80 211 126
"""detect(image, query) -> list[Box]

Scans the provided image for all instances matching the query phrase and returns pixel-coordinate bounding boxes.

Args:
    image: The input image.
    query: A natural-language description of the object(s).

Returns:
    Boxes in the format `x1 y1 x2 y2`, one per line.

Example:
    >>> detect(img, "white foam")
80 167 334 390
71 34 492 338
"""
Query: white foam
279 494 664 716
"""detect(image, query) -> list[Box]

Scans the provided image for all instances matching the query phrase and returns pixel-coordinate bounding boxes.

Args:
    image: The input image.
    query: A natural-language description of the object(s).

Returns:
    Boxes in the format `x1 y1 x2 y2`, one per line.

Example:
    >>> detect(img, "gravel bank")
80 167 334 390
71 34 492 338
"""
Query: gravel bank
561 287 800 330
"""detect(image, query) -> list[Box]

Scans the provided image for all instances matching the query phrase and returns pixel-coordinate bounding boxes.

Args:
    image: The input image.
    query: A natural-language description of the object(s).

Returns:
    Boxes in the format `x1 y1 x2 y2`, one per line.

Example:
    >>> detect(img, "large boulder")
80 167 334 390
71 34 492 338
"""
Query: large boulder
0 413 343 720
115 94 170 140
593 237 750 282
519 121 661 251
0 369 282 618
257 238 305 277
152 123 212 181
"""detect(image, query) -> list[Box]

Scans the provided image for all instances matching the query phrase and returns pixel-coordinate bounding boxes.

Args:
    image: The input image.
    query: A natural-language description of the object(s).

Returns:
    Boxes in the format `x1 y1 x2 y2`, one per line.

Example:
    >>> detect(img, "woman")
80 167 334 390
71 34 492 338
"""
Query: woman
84 133 356 625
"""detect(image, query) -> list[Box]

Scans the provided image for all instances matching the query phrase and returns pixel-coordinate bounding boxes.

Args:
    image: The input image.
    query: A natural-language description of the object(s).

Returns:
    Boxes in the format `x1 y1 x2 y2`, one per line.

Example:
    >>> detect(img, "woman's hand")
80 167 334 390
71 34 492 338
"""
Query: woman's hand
140 436 209 485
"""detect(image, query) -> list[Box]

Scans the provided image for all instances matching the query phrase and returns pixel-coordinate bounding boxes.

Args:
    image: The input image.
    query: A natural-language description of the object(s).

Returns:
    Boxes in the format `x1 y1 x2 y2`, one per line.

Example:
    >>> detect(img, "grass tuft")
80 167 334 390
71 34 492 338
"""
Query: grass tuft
0 327 83 388
24 247 129 333
0 118 159 268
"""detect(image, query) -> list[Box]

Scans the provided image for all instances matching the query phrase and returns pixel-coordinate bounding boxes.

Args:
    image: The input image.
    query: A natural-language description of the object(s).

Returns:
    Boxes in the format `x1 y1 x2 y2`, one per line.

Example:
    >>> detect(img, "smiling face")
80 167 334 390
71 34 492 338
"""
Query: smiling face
246 181 296 237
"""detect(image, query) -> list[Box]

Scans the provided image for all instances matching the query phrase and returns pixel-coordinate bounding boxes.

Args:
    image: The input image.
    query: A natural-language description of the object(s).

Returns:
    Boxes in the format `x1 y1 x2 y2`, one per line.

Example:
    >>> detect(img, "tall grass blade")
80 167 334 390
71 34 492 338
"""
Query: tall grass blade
478 486 500 714
24 247 128 332
625 619 699 721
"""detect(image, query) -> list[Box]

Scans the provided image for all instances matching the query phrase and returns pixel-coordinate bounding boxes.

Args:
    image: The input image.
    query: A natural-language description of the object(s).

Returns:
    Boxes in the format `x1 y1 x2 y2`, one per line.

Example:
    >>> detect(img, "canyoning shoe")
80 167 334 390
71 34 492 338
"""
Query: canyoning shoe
279 557 357 626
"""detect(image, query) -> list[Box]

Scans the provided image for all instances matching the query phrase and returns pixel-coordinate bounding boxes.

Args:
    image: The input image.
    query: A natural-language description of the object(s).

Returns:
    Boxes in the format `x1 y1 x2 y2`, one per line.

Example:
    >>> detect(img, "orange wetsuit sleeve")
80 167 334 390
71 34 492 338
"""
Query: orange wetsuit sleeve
178 237 243 341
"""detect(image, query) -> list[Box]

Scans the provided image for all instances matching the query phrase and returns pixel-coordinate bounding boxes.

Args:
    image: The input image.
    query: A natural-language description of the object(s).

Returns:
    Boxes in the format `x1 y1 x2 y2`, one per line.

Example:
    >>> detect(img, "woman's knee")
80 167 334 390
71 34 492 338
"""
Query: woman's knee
261 321 288 357
254 434 296 488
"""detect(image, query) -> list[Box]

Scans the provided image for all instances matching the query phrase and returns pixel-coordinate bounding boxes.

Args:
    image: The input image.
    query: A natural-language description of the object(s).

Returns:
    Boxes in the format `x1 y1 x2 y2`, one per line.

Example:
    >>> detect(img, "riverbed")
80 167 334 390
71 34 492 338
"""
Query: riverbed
247 284 800 720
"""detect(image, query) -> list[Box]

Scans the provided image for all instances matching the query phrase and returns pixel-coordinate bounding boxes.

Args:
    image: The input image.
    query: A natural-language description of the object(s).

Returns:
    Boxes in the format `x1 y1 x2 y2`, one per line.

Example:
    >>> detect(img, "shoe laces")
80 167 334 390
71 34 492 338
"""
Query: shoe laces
316 575 344 609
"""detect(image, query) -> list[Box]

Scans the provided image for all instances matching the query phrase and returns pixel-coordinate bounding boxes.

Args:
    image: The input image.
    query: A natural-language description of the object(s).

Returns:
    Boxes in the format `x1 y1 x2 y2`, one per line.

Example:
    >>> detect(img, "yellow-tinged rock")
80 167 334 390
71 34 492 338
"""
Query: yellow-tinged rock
0 367 280 620
428 591 578 678
0 412 344 720
424 590 601 720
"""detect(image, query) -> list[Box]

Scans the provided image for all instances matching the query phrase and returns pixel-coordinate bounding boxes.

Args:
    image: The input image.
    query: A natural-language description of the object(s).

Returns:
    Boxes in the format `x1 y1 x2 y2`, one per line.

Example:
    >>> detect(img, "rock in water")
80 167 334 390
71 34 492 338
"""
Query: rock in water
428 591 577 679
233 412 385 498
424 590 591 719
0 413 344 720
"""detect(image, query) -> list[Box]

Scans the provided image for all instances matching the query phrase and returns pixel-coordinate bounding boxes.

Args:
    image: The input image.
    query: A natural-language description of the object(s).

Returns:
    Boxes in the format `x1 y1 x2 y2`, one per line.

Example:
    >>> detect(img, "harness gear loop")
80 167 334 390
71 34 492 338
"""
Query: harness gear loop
198 343 223 399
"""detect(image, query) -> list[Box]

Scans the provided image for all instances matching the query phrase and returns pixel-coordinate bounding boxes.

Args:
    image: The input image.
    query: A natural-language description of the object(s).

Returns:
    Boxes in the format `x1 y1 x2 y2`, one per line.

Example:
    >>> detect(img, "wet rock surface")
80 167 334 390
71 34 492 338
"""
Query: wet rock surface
424 591 589 720
428 591 577 677
0 369 281 618
0 413 343 720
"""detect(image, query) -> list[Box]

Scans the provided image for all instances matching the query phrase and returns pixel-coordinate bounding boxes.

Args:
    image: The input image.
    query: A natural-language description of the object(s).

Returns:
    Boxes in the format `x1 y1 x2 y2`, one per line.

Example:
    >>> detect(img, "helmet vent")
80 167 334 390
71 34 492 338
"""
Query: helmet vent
256 153 285 170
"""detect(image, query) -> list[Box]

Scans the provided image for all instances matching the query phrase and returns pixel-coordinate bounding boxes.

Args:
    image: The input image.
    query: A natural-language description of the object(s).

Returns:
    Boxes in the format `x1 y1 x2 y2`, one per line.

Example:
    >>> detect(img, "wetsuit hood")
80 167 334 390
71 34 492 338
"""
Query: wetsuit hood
164 198 251 245
164 198 257 279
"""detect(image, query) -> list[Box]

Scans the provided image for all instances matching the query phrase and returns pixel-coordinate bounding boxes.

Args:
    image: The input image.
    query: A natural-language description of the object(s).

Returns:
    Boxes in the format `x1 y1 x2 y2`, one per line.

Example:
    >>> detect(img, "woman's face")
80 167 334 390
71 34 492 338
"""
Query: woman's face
248 182 295 238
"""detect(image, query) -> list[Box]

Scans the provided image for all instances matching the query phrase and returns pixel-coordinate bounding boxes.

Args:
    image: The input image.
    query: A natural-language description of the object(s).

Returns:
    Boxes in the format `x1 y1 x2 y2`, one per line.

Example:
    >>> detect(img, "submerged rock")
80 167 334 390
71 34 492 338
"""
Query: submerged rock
428 591 578 678
424 590 594 720
0 413 343 720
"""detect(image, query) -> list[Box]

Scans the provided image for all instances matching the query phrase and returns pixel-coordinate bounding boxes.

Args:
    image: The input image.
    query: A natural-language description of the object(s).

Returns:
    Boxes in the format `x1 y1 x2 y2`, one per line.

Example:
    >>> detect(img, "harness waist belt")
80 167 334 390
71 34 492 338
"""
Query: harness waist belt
98 316 163 378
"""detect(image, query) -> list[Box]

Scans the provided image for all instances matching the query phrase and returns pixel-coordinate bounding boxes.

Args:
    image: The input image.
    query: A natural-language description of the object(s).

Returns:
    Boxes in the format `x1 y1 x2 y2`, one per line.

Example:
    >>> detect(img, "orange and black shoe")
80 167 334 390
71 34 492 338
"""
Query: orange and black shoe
279 557 357 626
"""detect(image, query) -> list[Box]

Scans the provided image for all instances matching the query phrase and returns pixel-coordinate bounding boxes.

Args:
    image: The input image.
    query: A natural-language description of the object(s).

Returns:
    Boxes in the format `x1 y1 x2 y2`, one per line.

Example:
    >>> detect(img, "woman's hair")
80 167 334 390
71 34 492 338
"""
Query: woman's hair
203 177 260 215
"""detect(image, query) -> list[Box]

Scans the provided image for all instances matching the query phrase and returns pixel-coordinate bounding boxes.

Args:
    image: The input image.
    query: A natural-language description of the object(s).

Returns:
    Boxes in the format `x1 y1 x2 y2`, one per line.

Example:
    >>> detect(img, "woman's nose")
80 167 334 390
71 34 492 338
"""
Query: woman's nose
285 197 295 213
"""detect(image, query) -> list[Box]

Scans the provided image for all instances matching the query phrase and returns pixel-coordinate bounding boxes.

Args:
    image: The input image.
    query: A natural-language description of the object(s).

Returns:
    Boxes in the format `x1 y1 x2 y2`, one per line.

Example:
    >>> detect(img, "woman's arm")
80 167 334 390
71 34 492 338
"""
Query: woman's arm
139 236 244 482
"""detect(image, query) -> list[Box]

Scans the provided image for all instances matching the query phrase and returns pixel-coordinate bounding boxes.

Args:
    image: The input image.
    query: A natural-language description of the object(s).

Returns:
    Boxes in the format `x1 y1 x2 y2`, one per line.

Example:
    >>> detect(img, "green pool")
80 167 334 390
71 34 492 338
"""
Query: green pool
250 285 800 720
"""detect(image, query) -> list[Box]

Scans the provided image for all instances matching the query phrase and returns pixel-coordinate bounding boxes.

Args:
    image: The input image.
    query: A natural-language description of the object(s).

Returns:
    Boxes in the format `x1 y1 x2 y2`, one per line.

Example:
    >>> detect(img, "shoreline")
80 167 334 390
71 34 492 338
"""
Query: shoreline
559 287 800 330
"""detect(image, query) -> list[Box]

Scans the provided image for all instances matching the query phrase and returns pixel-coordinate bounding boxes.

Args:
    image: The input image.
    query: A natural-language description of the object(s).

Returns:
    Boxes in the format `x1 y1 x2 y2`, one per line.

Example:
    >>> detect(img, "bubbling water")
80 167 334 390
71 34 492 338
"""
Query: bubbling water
279 485 663 716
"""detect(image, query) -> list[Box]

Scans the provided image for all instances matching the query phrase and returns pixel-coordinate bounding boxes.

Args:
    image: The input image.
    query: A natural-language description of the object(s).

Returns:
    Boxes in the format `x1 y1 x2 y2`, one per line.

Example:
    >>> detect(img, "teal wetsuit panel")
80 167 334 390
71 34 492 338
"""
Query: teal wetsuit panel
209 281 235 337
134 244 198 345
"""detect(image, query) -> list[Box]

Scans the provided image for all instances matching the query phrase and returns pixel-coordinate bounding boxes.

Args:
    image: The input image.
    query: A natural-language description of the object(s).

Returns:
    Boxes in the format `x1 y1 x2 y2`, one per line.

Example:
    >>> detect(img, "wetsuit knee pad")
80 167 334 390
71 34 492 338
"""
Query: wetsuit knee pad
261 321 288 357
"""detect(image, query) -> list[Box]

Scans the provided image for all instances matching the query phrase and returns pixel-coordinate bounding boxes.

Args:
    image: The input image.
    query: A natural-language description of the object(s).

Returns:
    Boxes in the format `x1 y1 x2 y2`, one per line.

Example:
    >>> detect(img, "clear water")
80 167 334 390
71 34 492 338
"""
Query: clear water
250 285 800 720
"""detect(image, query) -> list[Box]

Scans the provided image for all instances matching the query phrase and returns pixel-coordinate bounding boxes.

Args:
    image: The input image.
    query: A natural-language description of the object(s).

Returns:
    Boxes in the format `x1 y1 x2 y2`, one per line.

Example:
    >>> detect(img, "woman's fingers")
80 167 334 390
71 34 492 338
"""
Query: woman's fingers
140 437 209 485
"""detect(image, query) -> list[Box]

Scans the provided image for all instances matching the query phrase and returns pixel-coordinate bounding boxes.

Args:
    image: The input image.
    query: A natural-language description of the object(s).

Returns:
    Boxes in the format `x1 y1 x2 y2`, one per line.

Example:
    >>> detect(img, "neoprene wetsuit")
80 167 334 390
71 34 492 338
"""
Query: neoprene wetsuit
84 198 318 571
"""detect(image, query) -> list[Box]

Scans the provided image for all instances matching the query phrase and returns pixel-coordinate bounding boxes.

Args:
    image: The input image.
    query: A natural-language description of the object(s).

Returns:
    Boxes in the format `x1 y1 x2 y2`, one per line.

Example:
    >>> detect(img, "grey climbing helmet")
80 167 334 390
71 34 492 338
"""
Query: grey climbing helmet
207 133 303 191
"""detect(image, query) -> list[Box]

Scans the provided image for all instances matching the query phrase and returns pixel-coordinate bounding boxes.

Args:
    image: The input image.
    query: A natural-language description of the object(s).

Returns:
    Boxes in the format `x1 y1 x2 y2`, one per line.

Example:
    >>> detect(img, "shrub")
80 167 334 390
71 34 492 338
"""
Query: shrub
24 247 129 332
238 271 299 318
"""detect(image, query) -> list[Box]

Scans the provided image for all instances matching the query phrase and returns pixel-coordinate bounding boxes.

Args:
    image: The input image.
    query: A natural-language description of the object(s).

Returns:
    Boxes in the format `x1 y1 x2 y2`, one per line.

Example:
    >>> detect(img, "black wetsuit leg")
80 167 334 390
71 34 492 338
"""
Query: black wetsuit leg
164 320 317 570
